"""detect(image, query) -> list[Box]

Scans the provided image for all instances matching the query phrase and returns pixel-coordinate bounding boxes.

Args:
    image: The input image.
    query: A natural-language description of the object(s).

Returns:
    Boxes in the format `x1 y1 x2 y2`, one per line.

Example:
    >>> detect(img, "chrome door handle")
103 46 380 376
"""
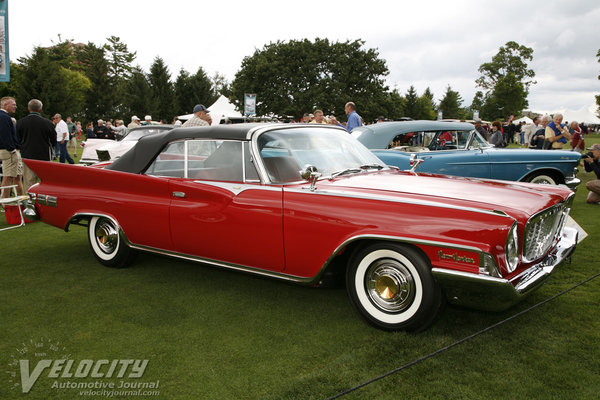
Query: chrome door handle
172 191 186 198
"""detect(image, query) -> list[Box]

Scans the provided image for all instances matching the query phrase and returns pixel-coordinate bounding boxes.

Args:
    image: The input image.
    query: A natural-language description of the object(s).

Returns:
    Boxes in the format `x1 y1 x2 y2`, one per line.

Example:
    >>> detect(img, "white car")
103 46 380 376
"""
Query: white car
80 125 173 165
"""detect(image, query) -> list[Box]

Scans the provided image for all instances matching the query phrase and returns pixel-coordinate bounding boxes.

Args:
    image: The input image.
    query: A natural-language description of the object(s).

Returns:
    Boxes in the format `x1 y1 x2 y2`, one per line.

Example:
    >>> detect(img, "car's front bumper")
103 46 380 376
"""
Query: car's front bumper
432 226 578 311
564 176 581 192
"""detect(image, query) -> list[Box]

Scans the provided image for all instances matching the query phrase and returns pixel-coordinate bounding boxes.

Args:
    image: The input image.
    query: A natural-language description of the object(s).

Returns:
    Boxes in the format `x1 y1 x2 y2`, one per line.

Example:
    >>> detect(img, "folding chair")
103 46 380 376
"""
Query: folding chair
0 184 30 231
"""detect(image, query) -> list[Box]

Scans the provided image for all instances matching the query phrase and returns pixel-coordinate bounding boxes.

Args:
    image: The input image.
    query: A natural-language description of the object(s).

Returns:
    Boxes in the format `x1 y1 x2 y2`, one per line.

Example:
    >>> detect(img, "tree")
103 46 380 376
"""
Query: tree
211 72 231 98
104 36 136 117
416 95 436 120
438 85 464 119
173 67 215 116
75 42 114 121
148 57 175 121
121 66 153 120
12 44 89 119
476 41 535 120
402 86 435 120
104 36 136 81
231 38 389 121
403 86 419 119
423 87 436 111
468 91 485 120
381 88 406 120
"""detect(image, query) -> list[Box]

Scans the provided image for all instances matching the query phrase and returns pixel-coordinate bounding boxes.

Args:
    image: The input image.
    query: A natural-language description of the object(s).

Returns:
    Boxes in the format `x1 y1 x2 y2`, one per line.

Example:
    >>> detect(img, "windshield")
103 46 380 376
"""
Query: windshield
470 129 492 149
257 127 385 183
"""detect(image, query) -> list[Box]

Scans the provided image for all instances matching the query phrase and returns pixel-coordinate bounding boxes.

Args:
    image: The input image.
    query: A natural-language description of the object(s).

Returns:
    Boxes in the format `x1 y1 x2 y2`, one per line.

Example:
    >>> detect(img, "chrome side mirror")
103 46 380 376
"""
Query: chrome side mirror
300 165 321 191
409 154 424 173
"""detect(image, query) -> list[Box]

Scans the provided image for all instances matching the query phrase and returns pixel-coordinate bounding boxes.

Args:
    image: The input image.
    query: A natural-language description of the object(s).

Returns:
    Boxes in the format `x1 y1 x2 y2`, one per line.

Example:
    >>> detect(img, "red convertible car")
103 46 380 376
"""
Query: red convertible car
23 124 578 331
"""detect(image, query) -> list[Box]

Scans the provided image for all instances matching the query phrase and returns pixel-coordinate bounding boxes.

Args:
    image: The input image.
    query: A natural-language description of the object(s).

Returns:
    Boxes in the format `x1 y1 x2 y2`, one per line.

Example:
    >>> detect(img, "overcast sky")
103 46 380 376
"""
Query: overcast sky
7 0 600 116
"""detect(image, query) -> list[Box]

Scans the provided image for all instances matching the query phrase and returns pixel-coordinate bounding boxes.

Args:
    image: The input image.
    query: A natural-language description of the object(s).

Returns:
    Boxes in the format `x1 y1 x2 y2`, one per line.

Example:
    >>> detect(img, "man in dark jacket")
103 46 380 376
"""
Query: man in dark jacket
583 143 600 204
16 99 57 191
0 96 22 198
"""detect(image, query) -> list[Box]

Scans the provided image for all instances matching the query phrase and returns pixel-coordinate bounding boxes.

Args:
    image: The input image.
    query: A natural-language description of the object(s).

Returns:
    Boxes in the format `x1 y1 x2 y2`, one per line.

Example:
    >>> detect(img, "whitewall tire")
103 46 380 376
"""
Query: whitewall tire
346 243 443 331
88 216 136 268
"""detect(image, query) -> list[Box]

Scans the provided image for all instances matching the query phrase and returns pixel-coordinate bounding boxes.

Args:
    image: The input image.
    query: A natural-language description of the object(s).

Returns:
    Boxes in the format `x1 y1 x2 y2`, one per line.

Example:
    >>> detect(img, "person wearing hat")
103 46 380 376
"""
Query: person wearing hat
474 118 489 141
128 115 141 130
583 143 600 204
182 104 210 127
143 115 153 126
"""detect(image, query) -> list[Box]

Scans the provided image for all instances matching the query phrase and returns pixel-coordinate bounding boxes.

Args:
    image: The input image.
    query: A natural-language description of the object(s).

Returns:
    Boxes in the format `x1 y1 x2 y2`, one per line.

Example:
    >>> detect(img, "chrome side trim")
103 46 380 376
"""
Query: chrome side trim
191 181 282 196
67 215 488 286
327 233 484 259
283 187 516 219
124 232 486 285
65 212 117 232
125 240 316 284
46 196 57 207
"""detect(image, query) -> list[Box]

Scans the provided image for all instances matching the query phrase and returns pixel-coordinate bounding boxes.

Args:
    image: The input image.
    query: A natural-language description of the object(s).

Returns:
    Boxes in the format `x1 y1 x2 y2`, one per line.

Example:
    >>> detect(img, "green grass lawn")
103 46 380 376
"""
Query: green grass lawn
1 137 599 399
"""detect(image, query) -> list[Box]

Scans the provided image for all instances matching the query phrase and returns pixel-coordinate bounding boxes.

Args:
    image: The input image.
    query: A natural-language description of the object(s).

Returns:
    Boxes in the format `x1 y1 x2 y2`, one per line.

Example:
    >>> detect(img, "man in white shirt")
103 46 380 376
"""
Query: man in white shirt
523 116 540 148
52 114 74 164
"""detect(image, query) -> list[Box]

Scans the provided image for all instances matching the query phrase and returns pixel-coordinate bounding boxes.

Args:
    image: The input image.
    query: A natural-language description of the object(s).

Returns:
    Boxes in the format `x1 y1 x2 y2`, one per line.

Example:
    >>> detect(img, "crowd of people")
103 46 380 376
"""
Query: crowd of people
1 95 599 205
481 114 593 151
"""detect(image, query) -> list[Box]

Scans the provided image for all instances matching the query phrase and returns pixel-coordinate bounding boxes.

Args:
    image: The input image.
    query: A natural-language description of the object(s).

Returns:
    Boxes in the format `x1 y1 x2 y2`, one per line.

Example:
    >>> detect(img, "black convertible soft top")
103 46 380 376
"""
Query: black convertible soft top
107 123 265 174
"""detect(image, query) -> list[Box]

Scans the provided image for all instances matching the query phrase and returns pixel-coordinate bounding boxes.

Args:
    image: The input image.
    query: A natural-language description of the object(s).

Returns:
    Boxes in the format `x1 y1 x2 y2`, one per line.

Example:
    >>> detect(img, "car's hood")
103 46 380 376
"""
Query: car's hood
98 141 136 154
311 170 571 220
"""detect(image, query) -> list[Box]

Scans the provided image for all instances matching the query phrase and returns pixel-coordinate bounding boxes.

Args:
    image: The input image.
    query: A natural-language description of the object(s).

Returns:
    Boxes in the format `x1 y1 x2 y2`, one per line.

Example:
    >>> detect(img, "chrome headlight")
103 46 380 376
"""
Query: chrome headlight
505 222 519 273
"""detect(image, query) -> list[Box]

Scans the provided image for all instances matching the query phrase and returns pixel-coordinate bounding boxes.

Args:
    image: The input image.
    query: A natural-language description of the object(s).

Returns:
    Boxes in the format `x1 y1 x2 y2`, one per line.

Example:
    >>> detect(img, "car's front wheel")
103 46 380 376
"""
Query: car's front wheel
346 243 443 331
88 216 136 268
526 172 557 185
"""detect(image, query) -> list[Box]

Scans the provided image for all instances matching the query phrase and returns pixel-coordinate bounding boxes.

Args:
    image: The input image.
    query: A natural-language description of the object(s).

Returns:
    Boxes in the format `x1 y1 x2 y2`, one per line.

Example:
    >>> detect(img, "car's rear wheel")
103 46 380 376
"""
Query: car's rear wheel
88 216 136 268
346 242 443 331
526 173 557 185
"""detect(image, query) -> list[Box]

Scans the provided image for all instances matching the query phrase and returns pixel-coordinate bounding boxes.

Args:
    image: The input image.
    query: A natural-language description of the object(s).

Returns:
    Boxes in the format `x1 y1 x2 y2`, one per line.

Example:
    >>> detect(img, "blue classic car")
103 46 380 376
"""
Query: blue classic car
353 121 581 190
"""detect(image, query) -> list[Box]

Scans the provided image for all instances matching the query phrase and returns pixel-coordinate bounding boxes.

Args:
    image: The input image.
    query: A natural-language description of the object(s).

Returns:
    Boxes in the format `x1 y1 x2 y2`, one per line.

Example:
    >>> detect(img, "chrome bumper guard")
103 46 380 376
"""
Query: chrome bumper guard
432 226 578 311
564 176 580 192
23 197 40 221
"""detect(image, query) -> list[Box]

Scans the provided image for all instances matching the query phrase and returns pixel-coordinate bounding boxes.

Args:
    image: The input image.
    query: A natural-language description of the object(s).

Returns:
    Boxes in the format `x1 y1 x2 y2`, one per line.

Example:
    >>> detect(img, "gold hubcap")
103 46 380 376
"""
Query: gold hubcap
375 276 399 300
366 259 415 312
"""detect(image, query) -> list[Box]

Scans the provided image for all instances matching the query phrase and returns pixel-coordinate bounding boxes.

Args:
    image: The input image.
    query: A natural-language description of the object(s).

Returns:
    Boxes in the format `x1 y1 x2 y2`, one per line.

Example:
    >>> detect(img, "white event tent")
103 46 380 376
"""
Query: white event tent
177 95 244 125
513 116 533 124
532 105 600 126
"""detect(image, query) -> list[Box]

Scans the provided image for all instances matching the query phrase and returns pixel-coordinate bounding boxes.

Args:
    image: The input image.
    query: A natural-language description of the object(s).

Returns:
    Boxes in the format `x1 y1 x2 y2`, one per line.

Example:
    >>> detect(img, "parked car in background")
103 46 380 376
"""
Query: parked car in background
353 121 581 190
24 124 577 331
80 125 174 165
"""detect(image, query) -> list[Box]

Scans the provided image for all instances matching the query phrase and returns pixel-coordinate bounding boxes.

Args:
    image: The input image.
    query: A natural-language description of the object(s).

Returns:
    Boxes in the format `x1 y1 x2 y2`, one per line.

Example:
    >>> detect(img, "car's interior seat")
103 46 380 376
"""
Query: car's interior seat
263 156 301 183
195 142 243 181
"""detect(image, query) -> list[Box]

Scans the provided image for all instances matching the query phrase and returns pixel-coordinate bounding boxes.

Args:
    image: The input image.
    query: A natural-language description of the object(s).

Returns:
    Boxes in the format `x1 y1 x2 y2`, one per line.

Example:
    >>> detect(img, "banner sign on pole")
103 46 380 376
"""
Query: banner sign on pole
244 94 256 116
0 0 9 82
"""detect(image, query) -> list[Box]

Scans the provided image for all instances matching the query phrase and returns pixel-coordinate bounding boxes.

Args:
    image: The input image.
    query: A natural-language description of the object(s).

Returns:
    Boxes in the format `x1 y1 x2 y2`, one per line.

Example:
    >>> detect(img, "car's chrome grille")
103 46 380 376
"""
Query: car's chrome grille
522 202 569 263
